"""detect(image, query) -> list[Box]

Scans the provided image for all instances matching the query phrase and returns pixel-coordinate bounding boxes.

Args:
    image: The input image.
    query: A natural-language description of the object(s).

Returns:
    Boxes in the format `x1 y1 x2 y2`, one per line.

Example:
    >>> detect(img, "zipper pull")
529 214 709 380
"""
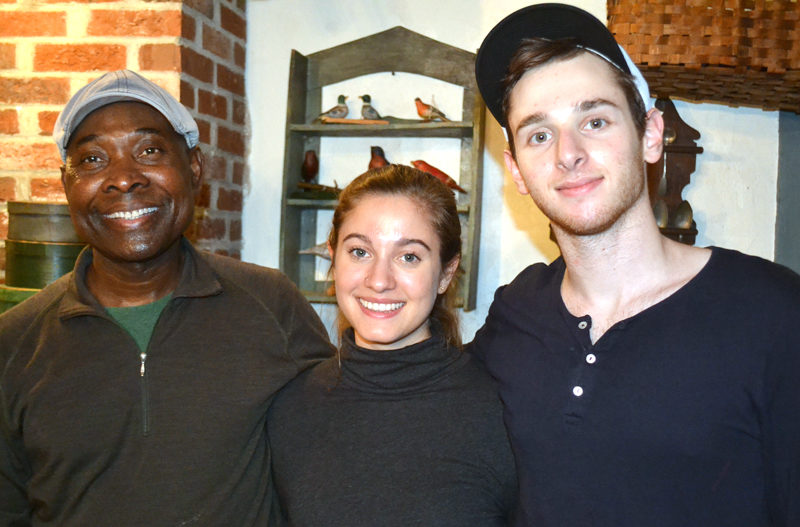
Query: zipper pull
140 352 147 376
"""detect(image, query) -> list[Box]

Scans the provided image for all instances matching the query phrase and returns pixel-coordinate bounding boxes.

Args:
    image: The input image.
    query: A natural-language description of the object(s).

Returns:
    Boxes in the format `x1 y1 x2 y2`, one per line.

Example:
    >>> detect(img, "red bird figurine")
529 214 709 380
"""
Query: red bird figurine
369 146 390 170
301 150 319 183
414 97 450 122
411 160 466 193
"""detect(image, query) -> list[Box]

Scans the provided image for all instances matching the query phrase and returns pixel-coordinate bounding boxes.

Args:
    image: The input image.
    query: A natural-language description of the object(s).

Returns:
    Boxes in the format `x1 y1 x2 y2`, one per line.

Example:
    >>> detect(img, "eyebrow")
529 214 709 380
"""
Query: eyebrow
72 127 165 149
514 98 620 133
342 233 432 252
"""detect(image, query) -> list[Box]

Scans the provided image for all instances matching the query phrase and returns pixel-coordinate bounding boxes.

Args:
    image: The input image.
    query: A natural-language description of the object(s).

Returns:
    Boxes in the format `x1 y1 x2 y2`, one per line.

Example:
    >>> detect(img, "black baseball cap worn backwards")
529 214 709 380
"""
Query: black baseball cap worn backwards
475 3 651 128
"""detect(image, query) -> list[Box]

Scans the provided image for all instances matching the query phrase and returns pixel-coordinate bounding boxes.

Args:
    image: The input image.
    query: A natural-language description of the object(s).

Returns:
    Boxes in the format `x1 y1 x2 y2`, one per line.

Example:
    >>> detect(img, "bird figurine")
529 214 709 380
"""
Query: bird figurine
414 97 450 122
301 150 319 183
360 94 382 120
299 241 331 260
314 94 348 122
369 146 390 170
411 160 466 193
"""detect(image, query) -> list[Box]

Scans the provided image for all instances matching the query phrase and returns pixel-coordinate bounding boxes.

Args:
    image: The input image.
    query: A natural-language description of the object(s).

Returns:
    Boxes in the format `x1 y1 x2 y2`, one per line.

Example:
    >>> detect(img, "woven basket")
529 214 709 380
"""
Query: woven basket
608 0 800 112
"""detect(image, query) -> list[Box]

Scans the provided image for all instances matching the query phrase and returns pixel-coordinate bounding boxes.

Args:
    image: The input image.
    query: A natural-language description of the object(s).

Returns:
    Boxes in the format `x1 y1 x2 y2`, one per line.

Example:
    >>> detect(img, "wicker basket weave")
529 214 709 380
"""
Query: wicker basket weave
608 0 800 112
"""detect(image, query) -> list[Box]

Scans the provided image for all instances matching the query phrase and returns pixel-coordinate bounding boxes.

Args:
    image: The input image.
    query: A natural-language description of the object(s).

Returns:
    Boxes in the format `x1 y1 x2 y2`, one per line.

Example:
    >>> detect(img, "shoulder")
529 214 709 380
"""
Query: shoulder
197 251 307 308
483 258 564 328
703 247 800 304
0 274 70 337
200 251 292 288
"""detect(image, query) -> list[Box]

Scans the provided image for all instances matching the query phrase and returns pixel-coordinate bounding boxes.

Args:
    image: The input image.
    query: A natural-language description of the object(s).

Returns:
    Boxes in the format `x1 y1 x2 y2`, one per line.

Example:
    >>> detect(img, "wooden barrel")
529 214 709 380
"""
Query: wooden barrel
0 284 38 313
7 201 81 243
4 201 86 290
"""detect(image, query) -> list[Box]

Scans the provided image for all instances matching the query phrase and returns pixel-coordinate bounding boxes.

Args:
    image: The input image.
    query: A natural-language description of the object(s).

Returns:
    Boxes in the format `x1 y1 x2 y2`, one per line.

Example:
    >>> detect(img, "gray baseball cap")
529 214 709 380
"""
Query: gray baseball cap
53 69 199 162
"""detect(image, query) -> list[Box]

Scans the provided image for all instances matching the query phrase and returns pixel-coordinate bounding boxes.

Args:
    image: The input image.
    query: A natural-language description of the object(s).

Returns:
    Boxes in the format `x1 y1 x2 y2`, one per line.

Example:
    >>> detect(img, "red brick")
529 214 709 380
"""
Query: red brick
181 11 196 41
180 80 195 109
0 143 60 170
203 24 231 60
217 64 244 96
38 111 59 136
217 125 244 156
0 211 7 241
198 89 227 120
196 118 210 144
0 77 70 105
184 0 214 20
31 178 67 202
232 161 244 185
88 10 181 37
206 154 227 181
0 12 65 37
35 44 126 72
221 5 246 40
196 182 211 208
236 0 246 13
230 219 241 241
180 47 214 83
233 42 245 69
0 177 16 201
195 216 225 240
139 43 180 71
0 44 15 69
0 110 18 134
232 98 246 126
217 187 242 211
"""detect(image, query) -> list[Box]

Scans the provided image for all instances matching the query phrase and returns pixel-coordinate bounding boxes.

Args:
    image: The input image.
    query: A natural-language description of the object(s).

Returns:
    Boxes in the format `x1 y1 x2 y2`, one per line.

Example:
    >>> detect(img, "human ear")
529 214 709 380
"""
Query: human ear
642 108 665 164
189 147 204 191
438 256 460 293
504 149 530 195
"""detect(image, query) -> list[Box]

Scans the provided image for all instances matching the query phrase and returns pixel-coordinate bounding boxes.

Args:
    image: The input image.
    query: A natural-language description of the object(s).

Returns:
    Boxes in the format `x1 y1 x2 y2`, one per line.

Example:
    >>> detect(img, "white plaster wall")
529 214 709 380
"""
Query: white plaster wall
244 0 779 341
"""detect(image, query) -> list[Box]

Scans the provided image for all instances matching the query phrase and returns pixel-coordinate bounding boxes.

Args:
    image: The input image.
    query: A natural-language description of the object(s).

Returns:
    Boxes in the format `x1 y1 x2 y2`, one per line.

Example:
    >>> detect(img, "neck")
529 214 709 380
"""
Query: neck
554 198 710 343
86 241 184 307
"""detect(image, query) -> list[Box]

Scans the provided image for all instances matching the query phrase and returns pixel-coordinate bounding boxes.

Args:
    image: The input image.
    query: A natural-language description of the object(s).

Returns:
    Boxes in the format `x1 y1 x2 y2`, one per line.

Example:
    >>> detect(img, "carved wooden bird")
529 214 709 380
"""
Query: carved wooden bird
411 160 466 193
414 97 449 122
369 146 390 170
360 94 382 120
314 94 348 122
301 150 319 183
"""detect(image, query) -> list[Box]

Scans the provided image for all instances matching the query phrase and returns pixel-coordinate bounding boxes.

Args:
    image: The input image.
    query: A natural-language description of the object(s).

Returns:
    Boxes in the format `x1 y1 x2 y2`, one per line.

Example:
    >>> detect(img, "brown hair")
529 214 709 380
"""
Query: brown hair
501 37 647 156
328 164 463 348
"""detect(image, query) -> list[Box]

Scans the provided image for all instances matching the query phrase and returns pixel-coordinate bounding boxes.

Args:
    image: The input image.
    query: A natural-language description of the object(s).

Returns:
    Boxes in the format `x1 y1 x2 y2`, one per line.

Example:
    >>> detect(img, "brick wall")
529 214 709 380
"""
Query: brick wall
0 0 247 281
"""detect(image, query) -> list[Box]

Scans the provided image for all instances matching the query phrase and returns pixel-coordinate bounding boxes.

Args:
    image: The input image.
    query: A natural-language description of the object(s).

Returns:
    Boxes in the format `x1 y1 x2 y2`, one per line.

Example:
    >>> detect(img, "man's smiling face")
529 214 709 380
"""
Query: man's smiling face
504 52 659 237
61 101 202 265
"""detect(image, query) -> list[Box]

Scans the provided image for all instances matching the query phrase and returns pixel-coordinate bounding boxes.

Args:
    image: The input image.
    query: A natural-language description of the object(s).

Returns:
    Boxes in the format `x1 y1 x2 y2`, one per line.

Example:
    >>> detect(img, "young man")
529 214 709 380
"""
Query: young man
0 70 334 525
472 4 800 526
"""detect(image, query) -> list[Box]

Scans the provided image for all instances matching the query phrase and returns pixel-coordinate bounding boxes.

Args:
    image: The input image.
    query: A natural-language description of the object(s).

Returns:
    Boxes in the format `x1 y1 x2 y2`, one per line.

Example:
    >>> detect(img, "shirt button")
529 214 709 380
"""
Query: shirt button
578 321 588 330
586 353 596 364
572 386 584 397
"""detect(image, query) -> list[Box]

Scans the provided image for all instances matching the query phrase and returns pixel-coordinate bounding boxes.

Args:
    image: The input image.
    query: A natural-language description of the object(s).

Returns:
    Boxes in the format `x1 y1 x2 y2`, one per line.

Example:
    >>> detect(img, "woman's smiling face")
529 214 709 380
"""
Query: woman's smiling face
331 193 456 350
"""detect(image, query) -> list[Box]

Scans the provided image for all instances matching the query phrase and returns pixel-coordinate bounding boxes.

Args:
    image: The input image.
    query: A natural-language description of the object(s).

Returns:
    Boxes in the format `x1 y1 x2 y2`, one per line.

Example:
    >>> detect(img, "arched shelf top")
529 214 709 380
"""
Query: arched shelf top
304 26 477 89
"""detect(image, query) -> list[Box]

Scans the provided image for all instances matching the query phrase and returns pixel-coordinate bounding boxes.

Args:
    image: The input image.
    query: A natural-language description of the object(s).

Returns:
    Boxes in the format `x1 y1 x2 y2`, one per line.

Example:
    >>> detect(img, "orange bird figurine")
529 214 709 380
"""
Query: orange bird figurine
411 160 466 193
369 146 390 170
414 97 450 122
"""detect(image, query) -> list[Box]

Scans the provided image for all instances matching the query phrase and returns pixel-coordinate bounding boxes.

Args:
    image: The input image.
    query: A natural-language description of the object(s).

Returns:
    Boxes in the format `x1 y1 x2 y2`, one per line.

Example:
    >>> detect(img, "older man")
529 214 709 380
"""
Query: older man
0 70 333 525
472 4 800 526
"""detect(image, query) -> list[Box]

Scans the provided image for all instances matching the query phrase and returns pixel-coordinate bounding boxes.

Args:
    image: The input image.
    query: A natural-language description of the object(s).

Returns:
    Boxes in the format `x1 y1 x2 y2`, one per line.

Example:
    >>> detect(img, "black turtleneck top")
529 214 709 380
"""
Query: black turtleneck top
268 329 517 526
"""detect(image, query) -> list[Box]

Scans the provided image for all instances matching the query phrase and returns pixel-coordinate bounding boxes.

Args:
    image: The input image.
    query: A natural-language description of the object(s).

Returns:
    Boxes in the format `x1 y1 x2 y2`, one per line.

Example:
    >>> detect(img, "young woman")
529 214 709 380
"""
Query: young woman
268 164 517 526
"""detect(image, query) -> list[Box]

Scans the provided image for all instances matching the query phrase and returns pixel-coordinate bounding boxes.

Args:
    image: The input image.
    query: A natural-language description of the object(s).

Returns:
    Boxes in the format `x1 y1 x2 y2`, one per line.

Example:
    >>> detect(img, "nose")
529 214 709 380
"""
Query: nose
364 257 395 292
102 156 149 193
555 128 586 171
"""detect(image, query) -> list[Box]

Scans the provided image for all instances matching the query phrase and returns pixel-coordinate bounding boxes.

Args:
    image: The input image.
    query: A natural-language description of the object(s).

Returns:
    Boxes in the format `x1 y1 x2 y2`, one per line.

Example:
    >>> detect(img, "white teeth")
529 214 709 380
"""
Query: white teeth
105 207 158 220
359 299 404 312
